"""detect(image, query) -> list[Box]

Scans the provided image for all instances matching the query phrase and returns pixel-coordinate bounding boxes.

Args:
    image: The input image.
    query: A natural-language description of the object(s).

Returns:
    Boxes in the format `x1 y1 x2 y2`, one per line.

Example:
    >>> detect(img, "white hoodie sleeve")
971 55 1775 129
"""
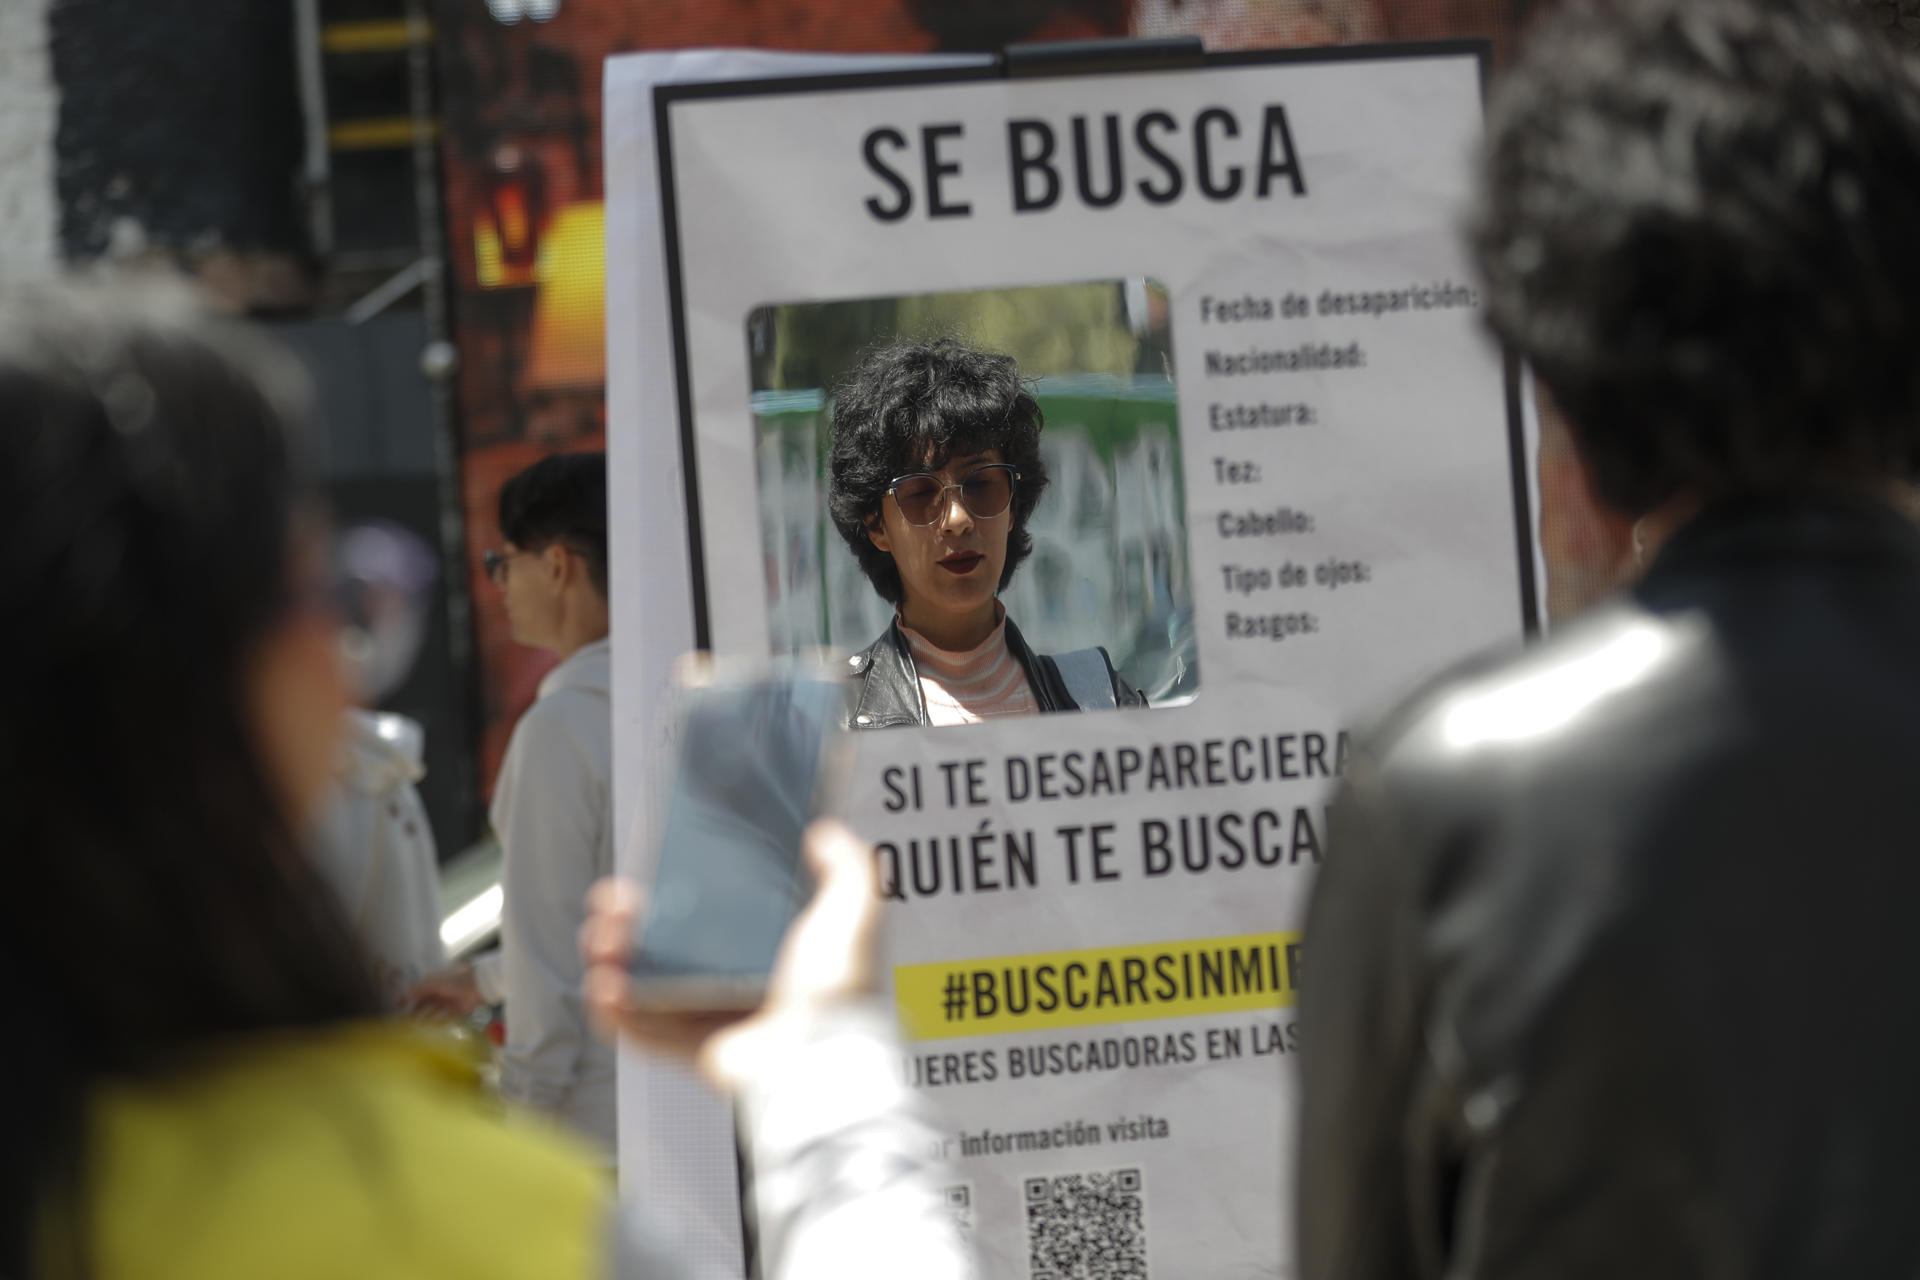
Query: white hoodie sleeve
309 712 447 1009
733 1003 974 1280
489 688 608 1117
604 1003 973 1280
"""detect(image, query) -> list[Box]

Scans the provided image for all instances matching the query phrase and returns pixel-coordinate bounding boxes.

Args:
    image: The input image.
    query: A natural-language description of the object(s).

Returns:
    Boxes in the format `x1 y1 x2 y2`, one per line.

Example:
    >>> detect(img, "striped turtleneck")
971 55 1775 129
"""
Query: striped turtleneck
897 608 1038 726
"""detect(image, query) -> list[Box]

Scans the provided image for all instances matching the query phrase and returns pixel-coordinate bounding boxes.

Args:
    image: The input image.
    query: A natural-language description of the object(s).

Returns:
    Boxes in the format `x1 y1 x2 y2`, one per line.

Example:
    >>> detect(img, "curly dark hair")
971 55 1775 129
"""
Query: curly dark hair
827 338 1050 605
1472 0 1920 516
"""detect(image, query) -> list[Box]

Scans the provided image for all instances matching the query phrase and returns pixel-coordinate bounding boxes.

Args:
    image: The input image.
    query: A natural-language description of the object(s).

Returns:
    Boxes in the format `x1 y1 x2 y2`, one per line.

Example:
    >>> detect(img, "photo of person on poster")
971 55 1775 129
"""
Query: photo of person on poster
828 338 1149 729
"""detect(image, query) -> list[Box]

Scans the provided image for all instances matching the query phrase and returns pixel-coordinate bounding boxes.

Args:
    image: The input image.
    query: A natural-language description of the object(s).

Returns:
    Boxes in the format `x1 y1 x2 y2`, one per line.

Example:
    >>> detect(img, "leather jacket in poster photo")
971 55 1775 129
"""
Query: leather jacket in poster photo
843 617 1147 730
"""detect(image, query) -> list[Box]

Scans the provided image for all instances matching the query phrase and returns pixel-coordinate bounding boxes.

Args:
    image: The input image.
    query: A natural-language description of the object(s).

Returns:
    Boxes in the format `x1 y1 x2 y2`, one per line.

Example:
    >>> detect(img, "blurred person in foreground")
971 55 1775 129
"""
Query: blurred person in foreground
0 283 967 1280
410 453 615 1150
1297 2 1920 1277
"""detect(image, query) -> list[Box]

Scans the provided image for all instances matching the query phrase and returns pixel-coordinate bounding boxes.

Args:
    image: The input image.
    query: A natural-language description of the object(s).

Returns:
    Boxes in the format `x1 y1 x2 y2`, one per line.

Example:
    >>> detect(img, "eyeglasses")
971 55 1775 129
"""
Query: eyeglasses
886 463 1020 527
482 547 532 585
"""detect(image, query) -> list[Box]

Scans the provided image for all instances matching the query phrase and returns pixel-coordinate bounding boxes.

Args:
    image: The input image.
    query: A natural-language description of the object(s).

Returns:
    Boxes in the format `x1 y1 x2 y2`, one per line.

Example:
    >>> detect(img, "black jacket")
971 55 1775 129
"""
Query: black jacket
843 617 1146 729
1299 495 1920 1280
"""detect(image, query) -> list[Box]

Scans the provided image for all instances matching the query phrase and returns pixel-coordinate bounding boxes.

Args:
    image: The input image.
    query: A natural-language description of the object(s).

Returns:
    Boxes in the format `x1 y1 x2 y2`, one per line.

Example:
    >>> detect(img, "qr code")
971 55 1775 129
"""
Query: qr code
1025 1168 1146 1279
941 1182 975 1238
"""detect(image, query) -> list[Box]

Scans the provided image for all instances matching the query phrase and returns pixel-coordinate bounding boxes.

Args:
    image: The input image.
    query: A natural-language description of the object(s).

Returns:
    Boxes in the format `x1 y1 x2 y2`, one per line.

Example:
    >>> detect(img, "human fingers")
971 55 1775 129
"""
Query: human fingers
585 960 740 1059
583 959 639 1043
805 818 882 985
766 818 883 1005
580 876 642 969
586 875 641 918
403 967 476 1015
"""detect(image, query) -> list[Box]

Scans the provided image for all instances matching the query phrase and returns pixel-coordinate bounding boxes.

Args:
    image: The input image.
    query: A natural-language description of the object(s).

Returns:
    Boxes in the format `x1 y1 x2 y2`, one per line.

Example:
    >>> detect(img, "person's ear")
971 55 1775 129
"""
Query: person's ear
865 510 892 554
541 541 570 589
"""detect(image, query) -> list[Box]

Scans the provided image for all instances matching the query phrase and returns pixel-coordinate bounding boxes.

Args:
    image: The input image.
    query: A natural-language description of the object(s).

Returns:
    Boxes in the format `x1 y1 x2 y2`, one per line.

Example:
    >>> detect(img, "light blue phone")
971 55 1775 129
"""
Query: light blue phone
630 662 850 1007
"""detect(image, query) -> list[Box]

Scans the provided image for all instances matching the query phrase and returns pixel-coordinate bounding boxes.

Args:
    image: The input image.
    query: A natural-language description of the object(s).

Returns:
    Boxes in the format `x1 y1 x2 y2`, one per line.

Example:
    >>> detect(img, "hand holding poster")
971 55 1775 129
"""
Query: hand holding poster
622 42 1534 1276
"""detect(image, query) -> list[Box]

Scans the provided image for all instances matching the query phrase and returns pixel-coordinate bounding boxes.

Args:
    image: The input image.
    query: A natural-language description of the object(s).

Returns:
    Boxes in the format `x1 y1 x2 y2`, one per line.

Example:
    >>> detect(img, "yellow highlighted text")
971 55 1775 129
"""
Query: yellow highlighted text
894 931 1302 1042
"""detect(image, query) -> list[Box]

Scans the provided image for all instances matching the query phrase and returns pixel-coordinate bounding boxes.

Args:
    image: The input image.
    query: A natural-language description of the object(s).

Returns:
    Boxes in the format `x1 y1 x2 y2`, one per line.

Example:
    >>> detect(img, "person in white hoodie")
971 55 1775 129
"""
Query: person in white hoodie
311 709 445 1007
410 452 615 1150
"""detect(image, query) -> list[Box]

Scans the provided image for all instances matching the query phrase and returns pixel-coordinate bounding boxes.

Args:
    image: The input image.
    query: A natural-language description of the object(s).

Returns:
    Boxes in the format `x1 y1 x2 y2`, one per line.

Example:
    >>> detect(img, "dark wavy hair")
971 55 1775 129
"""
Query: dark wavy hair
1472 0 1920 516
827 338 1050 605
499 451 608 593
0 283 381 1275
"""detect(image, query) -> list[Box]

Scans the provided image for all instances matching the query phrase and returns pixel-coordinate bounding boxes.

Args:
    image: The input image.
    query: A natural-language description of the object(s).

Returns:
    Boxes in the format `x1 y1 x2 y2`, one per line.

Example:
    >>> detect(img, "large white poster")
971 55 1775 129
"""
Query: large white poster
637 44 1533 1277
605 50 987 1277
